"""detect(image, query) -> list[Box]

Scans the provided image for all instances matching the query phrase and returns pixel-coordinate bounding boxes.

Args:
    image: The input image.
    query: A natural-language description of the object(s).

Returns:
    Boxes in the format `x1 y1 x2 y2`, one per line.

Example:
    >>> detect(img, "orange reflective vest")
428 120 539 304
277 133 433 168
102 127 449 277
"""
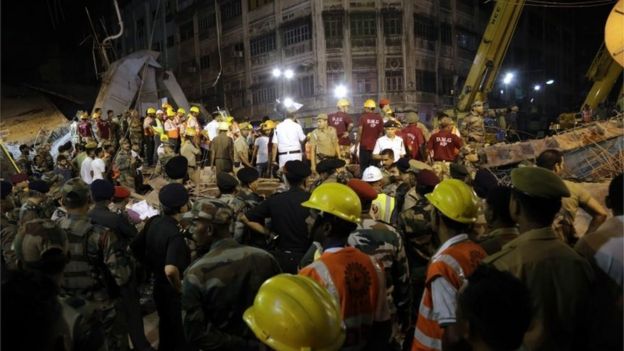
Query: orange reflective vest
411 239 486 351
299 247 390 350
165 119 179 139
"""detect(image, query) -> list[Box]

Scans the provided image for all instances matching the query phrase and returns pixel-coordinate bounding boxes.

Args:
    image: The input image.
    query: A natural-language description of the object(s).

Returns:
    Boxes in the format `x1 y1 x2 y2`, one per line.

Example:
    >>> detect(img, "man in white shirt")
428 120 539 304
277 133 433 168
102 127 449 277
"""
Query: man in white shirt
373 121 406 162
272 115 306 168
204 112 221 141
80 143 97 184
90 147 107 181
253 127 271 177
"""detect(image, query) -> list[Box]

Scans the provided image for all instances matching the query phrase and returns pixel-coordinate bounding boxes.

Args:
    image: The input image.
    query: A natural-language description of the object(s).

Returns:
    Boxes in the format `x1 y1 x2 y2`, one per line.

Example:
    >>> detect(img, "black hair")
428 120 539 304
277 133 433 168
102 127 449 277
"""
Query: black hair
62 191 89 209
162 205 182 216
608 173 623 215
107 110 113 114
486 186 514 225
286 176 305 188
323 212 358 239
361 199 373 212
380 148 395 158
56 154 67 163
536 149 563 171
511 189 561 226
438 210 471 233
416 184 436 197
2 270 64 351
458 264 532 351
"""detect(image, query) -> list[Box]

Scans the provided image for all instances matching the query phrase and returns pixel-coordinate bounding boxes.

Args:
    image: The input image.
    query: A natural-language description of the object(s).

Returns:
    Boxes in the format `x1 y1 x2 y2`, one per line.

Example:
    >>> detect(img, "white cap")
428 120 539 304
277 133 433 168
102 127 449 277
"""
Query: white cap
156 109 164 115
361 166 383 182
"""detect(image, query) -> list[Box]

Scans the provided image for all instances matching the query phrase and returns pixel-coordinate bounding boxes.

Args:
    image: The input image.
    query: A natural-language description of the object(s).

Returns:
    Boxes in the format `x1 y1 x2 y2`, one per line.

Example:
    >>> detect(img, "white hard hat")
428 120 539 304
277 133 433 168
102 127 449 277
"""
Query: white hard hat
361 166 383 182
156 109 164 115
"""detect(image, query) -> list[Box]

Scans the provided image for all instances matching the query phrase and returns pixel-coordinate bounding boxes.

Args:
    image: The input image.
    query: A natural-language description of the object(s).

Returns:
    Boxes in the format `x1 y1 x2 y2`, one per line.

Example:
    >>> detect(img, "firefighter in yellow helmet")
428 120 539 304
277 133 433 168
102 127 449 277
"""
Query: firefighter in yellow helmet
298 183 392 349
411 179 486 351
185 106 201 144
244 274 346 351
357 99 384 170
164 108 180 150
329 98 354 160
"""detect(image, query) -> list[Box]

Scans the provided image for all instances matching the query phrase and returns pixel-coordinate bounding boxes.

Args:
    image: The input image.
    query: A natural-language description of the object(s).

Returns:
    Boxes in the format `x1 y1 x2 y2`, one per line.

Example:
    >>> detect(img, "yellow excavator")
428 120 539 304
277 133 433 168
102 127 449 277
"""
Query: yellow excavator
447 0 525 118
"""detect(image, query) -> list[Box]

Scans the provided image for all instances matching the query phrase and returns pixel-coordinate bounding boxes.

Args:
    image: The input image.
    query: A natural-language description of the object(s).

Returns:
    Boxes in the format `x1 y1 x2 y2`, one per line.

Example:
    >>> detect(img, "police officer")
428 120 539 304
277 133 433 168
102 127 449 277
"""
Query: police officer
347 179 411 349
329 98 354 160
13 219 107 351
211 122 234 174
308 113 340 173
56 178 133 350
181 199 281 350
135 183 190 351
484 167 593 350
242 160 311 273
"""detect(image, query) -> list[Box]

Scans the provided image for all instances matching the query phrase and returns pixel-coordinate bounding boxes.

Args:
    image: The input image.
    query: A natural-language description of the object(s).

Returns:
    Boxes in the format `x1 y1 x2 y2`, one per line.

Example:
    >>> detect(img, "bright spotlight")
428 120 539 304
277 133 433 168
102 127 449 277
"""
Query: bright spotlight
272 68 282 78
283 97 294 108
284 69 294 79
500 89 504 95
503 72 514 85
546 79 554 85
534 84 541 91
334 85 348 99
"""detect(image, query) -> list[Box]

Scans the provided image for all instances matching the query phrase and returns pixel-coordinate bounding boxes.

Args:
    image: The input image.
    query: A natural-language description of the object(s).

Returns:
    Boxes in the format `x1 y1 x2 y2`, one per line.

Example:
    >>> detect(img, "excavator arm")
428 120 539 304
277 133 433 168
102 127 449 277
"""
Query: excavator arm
582 44 622 110
453 0 525 114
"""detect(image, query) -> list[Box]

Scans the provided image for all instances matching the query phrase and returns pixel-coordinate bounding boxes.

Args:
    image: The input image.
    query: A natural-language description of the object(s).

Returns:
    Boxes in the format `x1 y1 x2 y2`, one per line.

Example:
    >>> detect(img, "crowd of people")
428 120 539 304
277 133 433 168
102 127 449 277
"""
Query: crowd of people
1 97 622 351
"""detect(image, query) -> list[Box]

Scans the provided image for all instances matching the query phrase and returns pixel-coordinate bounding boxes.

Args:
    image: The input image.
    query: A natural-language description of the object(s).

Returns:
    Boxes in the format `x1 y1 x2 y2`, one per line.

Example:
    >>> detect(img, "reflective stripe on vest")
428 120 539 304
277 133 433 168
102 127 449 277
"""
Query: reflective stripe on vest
372 194 395 224
152 119 164 135
165 120 179 138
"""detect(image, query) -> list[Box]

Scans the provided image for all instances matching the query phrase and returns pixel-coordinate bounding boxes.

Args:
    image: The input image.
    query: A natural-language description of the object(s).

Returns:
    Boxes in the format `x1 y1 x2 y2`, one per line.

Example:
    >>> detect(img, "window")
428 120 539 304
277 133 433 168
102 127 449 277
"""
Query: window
414 15 436 41
298 76 314 98
416 70 436 93
249 0 273 11
324 15 343 38
441 23 452 45
200 55 210 69
354 72 377 93
283 22 311 46
167 35 175 47
351 13 376 37
179 22 194 41
250 32 276 56
221 0 242 21
252 85 277 104
385 71 403 92
457 29 478 51
198 16 214 32
383 14 401 36
440 74 455 95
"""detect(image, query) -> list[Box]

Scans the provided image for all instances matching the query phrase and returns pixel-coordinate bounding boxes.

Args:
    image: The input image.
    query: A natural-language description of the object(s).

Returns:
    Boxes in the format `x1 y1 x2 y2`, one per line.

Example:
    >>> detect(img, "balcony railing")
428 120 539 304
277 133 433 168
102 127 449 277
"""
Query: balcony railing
351 36 376 48
326 37 343 49
284 40 312 57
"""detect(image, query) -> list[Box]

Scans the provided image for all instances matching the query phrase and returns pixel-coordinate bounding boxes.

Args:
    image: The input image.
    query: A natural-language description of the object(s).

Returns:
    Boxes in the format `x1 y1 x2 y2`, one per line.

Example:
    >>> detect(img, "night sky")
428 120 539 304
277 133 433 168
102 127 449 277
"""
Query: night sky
1 1 614 100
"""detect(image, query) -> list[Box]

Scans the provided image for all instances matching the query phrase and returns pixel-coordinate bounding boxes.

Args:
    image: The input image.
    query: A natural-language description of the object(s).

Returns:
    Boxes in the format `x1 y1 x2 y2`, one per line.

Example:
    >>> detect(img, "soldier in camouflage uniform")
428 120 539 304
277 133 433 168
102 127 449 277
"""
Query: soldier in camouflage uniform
215 172 248 242
114 139 135 189
18 180 54 224
181 199 281 350
56 178 133 350
128 110 143 155
13 219 107 351
459 100 486 173
346 179 411 350
1 180 18 271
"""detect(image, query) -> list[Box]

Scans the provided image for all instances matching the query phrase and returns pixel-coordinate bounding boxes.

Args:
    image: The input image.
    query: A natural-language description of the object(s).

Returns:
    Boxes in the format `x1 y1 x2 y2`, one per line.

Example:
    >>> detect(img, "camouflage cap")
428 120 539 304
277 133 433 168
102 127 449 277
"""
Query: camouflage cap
511 167 570 199
61 178 91 203
14 219 68 264
183 199 234 225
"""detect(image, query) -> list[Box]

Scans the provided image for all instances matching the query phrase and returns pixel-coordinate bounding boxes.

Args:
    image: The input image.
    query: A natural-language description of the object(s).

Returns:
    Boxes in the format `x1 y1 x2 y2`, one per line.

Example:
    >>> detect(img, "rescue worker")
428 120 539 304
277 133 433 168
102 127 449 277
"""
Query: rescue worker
12 219 108 351
176 108 187 137
357 99 385 171
78 112 94 143
56 178 132 350
309 113 341 174
244 274 346 351
95 110 112 142
211 122 234 174
181 199 281 350
373 120 406 163
401 107 427 161
460 100 486 144
252 120 274 177
186 106 202 145
234 122 253 169
478 185 519 255
132 183 190 351
152 109 166 164
536 149 608 244
114 139 135 189
362 165 395 224
214 172 247 241
427 117 463 179
347 179 411 349
411 179 487 351
242 160 311 273
141 108 155 165
329 98 354 160
484 167 594 350
180 132 201 184
299 182 391 349
164 108 180 151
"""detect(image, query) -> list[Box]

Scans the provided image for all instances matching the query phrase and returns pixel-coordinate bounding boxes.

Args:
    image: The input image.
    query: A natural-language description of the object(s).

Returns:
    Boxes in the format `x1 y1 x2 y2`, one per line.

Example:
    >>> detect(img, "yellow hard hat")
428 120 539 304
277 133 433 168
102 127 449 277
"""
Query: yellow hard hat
160 134 169 142
185 128 197 136
239 122 252 130
177 107 186 114
337 98 350 107
363 99 376 109
79 112 89 119
243 274 345 351
226 116 234 123
190 106 200 113
262 120 276 130
92 112 101 119
425 179 479 223
218 122 230 131
166 108 176 117
147 107 156 115
301 183 361 223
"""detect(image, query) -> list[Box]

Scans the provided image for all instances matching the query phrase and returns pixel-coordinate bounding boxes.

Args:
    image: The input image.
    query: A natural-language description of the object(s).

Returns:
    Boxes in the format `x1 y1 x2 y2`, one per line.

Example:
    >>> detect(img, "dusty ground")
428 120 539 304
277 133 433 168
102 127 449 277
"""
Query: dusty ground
1 94 68 145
